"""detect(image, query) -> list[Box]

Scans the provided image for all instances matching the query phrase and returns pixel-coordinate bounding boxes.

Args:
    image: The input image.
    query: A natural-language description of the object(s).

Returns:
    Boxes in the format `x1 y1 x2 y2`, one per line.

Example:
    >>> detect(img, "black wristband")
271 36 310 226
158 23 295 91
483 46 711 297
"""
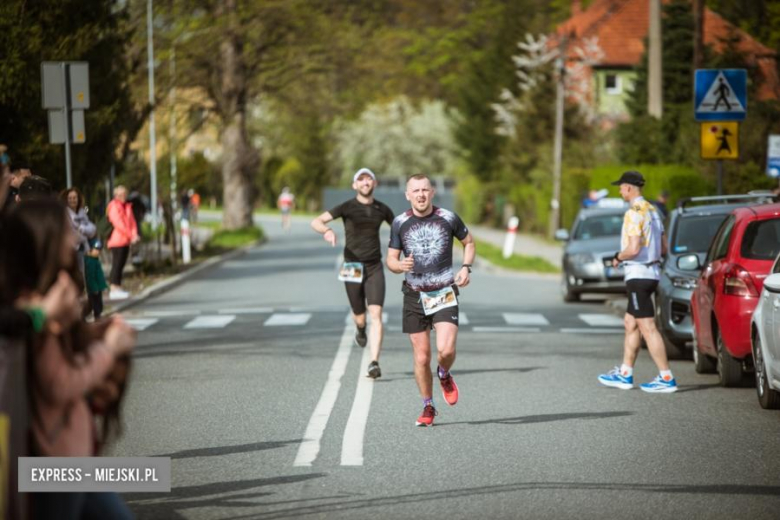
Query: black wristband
462 264 472 273
613 252 621 262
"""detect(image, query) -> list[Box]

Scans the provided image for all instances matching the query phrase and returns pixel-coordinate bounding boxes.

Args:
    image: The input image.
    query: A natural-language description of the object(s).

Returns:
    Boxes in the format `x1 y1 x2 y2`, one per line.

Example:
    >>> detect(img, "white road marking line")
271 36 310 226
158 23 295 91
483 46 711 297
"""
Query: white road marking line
341 346 374 466
125 318 159 331
561 328 625 335
183 315 236 329
218 308 274 314
503 313 550 326
142 310 201 317
264 313 312 326
578 314 624 327
459 312 469 325
294 317 355 467
472 326 541 333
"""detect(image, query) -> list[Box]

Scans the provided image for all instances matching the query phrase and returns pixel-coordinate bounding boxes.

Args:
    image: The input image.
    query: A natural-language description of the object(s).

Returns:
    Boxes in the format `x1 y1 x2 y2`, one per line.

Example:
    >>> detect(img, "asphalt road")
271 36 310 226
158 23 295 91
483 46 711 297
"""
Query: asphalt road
111 214 780 520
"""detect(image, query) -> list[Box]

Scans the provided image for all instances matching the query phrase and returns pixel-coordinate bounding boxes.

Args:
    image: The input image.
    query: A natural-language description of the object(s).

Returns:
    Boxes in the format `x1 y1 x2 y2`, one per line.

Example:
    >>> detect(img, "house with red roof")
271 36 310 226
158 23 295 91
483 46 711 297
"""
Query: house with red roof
554 0 779 123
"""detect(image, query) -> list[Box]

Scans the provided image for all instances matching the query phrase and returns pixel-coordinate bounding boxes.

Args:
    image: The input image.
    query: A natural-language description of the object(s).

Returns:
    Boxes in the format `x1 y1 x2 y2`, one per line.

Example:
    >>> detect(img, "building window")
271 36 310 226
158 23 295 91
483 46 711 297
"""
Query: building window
605 74 622 94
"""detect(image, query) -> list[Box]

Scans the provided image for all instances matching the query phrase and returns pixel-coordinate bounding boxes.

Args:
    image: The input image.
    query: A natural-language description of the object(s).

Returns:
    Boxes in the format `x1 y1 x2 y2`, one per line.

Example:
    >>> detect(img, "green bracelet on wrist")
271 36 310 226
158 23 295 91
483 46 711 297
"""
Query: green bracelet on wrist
26 307 46 333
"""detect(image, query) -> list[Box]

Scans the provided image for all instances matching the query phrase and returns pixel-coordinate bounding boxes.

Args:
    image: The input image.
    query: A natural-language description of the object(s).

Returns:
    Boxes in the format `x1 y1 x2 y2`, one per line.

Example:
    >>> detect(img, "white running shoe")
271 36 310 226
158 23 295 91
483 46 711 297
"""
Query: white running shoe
109 289 130 300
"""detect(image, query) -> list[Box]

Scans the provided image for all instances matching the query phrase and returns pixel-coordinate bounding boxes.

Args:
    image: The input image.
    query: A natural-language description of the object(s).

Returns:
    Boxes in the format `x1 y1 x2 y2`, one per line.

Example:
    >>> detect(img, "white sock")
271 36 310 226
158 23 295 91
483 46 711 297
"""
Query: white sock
660 369 673 381
620 364 633 377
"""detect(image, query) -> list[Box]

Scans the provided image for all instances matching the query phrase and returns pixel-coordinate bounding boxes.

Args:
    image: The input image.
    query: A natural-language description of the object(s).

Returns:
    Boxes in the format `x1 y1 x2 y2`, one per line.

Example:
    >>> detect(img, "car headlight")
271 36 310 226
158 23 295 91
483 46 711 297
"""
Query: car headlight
671 276 697 290
569 253 595 265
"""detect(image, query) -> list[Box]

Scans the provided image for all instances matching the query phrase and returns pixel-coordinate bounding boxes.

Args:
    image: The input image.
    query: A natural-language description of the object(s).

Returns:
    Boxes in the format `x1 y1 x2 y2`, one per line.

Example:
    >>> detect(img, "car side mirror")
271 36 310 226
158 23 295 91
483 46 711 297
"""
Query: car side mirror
554 229 570 242
765 273 780 293
677 254 700 271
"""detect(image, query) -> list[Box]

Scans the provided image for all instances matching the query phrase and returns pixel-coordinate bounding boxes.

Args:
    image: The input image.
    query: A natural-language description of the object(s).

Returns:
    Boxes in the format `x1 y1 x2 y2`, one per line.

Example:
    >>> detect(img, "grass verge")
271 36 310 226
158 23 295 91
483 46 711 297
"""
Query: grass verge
203 226 264 253
474 239 559 273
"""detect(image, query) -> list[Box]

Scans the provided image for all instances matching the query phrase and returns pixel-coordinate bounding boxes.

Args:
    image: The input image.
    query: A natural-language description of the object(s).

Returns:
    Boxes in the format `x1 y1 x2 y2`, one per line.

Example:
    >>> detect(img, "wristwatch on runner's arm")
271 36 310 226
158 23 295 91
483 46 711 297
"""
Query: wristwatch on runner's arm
462 264 472 273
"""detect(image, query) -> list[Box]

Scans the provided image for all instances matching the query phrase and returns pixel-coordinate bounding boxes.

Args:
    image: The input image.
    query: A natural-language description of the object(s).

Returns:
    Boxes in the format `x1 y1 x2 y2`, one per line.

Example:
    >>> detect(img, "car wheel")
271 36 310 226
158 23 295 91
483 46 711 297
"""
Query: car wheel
753 333 780 409
656 310 689 360
561 276 580 303
716 326 743 387
693 327 716 374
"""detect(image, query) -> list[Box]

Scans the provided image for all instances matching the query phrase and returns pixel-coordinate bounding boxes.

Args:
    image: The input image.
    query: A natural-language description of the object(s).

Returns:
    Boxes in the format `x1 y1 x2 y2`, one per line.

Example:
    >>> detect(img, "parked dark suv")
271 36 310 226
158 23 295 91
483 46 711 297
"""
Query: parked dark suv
656 194 777 359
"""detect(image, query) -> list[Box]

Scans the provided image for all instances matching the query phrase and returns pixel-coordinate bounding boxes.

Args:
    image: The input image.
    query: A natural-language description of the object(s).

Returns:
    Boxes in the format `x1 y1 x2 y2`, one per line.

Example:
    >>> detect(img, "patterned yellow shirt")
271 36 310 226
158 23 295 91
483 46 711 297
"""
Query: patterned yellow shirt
621 197 664 281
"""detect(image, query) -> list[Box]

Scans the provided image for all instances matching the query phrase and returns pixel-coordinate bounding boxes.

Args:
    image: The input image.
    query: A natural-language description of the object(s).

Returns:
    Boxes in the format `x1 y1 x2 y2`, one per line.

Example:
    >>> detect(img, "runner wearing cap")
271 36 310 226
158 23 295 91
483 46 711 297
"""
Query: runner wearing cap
598 170 677 393
387 174 475 427
311 168 395 378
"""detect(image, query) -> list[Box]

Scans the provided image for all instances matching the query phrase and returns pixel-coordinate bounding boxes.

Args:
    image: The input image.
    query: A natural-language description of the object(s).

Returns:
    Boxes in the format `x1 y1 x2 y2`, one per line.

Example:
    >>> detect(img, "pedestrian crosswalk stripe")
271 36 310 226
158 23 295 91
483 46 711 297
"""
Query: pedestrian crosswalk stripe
472 326 541 333
218 307 274 314
143 310 201 317
578 314 624 327
503 313 549 326
183 315 236 329
459 312 469 325
265 313 312 326
125 318 159 331
561 328 624 335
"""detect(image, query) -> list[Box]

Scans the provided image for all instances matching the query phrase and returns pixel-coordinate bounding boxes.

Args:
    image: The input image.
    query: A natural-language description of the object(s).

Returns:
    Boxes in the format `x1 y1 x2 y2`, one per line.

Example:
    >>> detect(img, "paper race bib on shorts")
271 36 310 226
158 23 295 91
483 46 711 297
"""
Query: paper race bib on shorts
420 286 458 316
338 262 364 283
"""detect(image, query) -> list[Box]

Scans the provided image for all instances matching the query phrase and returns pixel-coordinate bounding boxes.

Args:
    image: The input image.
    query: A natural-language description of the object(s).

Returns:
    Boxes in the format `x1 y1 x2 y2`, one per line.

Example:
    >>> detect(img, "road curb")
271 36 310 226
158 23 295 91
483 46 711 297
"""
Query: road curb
471 255 560 280
106 240 263 315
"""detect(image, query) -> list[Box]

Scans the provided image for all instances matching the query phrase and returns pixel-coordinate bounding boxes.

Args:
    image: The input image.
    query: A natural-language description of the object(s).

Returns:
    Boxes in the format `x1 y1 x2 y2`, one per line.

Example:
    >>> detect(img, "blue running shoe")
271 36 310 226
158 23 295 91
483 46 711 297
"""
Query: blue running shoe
640 375 678 393
597 367 634 390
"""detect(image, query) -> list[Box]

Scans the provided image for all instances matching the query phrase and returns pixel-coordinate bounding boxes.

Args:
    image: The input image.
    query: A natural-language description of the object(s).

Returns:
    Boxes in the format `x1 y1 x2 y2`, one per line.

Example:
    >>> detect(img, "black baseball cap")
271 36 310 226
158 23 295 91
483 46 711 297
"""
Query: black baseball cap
610 170 645 187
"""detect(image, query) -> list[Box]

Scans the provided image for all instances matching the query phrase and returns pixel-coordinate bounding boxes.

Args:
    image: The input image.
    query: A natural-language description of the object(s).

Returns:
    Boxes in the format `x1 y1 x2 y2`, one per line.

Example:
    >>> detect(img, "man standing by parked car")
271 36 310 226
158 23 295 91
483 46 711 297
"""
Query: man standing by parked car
598 171 677 393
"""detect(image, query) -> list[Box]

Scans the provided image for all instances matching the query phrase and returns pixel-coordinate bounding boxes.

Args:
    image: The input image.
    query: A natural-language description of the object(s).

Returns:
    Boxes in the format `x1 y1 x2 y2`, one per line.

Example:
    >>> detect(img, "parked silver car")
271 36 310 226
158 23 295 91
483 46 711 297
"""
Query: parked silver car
751 252 780 409
556 204 627 302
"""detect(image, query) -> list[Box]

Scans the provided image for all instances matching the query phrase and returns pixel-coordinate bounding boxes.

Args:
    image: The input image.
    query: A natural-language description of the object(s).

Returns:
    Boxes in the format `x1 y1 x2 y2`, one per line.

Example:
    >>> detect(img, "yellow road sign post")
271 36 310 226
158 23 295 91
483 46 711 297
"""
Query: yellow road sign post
701 122 739 159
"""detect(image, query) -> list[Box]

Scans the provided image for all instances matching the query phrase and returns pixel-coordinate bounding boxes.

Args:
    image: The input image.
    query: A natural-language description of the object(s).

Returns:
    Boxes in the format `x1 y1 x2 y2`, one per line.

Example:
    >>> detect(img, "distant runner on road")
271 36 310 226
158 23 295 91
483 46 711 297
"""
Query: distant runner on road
278 187 295 232
311 168 395 378
387 174 475 427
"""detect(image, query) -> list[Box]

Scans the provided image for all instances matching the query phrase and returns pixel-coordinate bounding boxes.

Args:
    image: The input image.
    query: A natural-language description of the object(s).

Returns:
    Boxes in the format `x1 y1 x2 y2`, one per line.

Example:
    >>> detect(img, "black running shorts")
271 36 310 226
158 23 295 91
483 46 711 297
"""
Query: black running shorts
344 260 386 315
401 283 460 334
625 279 658 319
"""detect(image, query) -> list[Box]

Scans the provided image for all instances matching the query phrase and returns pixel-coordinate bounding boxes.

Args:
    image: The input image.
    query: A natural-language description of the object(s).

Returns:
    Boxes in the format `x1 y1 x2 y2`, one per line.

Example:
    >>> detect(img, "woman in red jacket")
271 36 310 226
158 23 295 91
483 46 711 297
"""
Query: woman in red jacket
106 185 139 300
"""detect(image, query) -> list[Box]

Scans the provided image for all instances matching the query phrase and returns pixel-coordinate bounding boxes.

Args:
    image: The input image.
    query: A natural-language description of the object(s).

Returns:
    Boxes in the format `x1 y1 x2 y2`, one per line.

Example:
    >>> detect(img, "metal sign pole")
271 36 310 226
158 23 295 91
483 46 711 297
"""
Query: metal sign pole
62 63 73 188
717 160 723 195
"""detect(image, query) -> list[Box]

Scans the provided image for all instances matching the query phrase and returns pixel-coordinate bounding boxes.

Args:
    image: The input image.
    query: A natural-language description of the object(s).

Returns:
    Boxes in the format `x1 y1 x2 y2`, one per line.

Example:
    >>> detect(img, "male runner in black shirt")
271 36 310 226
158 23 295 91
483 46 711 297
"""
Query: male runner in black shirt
387 174 475 427
311 168 395 378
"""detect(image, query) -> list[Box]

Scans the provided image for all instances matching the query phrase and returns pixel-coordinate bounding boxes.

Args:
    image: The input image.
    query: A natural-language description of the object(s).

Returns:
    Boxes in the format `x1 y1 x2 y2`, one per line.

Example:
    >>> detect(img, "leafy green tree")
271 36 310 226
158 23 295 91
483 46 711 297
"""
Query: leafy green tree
0 0 140 201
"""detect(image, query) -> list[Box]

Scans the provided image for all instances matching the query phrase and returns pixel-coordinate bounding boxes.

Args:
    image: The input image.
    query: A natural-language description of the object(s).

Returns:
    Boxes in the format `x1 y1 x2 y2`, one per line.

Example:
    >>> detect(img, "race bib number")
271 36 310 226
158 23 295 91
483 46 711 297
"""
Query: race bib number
420 286 458 316
338 262 364 283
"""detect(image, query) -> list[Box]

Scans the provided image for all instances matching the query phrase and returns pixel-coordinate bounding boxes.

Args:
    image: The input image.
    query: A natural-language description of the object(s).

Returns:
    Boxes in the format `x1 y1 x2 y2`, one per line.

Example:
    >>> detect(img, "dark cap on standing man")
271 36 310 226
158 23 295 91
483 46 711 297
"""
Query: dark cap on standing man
610 170 645 187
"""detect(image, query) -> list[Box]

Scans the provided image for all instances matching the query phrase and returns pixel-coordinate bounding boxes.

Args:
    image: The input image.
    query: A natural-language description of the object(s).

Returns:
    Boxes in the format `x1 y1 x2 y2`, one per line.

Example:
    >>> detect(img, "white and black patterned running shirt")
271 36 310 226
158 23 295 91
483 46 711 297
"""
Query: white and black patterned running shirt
389 206 469 292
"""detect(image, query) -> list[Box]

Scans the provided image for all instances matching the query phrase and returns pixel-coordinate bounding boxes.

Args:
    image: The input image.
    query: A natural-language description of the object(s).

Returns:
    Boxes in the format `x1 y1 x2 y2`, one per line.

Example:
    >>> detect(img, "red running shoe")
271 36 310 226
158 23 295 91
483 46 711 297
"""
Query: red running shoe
415 405 437 427
439 372 459 406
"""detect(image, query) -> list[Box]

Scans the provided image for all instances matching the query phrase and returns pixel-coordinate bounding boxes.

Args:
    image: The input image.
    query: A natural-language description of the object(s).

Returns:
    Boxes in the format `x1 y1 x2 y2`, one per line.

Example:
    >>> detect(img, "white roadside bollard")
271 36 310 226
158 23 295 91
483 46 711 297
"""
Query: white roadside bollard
503 216 519 259
181 218 191 264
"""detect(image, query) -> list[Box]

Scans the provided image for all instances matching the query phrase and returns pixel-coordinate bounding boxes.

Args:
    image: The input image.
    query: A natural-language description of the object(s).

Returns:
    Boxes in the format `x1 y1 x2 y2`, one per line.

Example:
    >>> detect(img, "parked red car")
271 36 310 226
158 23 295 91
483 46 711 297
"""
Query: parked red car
691 203 780 386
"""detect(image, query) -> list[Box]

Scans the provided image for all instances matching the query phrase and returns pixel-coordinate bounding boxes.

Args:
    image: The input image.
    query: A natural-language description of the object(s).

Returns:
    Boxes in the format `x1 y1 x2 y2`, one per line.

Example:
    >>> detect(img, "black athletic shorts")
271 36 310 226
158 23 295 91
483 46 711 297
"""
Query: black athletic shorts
401 283 460 334
344 260 385 315
626 279 658 319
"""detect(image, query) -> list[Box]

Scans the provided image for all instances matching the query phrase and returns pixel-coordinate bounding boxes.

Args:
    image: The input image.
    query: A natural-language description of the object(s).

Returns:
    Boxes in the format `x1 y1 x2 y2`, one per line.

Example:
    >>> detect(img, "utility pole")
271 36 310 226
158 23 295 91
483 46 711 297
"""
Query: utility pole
169 45 178 216
147 0 158 229
648 0 663 119
549 51 566 240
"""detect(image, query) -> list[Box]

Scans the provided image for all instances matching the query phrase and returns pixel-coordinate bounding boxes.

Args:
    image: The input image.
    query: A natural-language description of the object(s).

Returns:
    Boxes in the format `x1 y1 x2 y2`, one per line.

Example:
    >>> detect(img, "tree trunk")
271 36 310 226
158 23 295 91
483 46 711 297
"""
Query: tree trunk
218 0 257 230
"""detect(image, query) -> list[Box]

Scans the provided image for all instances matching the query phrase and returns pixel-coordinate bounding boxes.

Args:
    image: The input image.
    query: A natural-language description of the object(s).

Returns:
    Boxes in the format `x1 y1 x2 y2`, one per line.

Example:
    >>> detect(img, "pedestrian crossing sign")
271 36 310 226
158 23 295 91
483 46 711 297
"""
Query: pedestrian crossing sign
701 122 739 160
694 69 747 121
